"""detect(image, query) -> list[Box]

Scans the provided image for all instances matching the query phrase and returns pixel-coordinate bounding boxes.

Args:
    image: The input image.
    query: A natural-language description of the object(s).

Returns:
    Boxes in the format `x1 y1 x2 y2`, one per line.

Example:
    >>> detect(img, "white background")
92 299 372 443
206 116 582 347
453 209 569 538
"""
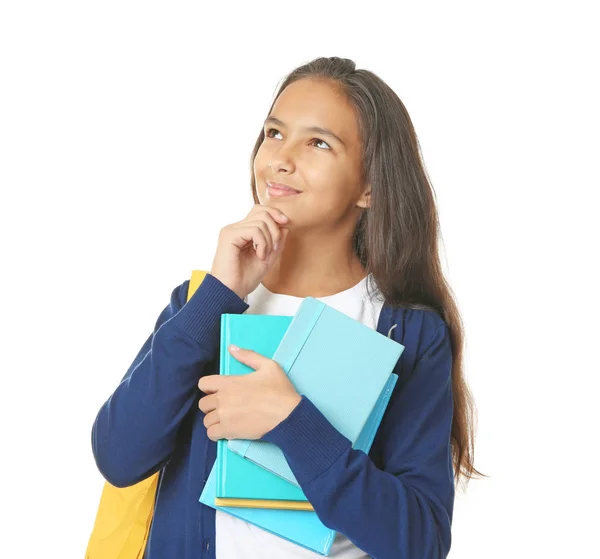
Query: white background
1 1 598 557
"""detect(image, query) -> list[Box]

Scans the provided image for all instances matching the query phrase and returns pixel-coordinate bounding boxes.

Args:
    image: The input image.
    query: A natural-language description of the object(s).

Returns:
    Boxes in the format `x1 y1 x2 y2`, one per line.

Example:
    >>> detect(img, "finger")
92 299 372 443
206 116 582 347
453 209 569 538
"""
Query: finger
249 204 288 225
257 210 284 253
233 225 269 261
198 393 217 414
207 423 225 442
264 227 289 267
203 410 220 429
240 220 273 259
198 374 222 394
228 346 270 370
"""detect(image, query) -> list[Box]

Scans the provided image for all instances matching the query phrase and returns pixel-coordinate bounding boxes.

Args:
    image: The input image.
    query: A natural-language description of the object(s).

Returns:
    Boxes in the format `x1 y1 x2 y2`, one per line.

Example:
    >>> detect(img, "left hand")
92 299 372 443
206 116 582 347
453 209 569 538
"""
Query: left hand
198 345 302 441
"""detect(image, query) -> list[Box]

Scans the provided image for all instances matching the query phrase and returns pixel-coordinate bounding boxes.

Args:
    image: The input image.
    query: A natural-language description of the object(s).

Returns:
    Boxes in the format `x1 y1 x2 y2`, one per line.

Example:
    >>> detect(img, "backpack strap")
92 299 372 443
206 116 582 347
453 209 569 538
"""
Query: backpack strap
188 270 209 301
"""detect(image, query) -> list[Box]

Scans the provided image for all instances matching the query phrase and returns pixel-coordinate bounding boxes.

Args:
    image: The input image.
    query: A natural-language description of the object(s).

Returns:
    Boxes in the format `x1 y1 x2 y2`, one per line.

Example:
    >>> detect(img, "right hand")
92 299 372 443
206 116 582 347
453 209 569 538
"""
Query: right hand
210 204 290 300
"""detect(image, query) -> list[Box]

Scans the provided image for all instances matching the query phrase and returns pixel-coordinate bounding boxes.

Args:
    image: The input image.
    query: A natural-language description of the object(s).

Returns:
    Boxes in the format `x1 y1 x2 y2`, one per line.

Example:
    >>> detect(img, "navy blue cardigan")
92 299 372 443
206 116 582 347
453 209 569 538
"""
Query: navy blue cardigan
92 273 455 558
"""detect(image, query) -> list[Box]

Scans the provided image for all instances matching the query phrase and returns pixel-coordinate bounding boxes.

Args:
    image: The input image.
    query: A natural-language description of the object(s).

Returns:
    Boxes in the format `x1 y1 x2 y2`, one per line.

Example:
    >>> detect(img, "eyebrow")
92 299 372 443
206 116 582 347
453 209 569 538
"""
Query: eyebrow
264 116 346 148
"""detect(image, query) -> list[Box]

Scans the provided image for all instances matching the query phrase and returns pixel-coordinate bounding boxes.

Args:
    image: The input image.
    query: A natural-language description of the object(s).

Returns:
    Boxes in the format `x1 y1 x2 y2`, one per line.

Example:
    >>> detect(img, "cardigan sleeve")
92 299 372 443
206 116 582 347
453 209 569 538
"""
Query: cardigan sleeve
92 274 249 488
261 322 455 559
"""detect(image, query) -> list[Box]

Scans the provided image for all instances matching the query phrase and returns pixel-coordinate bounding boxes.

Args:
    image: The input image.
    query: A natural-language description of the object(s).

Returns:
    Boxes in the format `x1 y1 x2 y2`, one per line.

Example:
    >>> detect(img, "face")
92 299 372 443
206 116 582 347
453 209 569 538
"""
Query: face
254 78 370 230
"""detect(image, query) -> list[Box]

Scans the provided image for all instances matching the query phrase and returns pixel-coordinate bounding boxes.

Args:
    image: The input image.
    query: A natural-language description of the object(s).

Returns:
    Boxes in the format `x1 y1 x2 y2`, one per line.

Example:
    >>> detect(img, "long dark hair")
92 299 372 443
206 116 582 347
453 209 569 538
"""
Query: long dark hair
249 56 485 490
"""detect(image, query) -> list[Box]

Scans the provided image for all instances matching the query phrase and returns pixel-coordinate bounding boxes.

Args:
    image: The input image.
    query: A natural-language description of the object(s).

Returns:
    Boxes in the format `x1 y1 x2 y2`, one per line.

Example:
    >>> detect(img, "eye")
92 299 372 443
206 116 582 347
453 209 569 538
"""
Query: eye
264 128 331 151
309 138 331 150
265 127 282 140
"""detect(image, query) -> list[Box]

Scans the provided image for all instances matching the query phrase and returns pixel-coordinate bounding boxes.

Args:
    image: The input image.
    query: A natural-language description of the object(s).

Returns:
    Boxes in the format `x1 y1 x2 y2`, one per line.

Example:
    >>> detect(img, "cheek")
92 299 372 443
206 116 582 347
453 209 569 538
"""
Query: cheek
254 143 268 165
302 156 336 188
254 144 270 176
306 163 350 200
303 182 349 220
310 168 361 216
253 147 270 201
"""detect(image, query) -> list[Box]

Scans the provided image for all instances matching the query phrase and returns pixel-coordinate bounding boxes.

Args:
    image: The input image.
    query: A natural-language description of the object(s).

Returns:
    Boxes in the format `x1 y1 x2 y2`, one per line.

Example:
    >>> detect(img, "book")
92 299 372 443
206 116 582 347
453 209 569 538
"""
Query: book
216 313 311 511
201 463 335 555
200 372 398 555
228 296 405 487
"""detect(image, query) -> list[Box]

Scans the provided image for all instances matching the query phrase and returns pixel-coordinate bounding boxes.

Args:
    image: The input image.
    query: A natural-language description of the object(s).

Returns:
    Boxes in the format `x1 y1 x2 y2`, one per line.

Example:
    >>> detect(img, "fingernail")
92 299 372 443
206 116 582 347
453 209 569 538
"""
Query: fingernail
274 243 279 251
279 214 288 222
229 344 240 352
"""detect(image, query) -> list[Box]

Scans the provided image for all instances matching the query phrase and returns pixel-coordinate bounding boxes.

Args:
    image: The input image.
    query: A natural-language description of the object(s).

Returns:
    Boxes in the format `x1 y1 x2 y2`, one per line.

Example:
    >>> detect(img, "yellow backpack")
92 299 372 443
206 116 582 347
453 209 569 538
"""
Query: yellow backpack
86 270 209 558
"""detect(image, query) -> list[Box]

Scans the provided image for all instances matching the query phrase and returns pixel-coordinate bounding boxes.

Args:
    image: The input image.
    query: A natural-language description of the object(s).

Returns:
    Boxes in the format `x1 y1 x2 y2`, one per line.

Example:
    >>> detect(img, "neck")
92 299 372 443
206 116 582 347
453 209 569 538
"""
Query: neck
261 227 367 298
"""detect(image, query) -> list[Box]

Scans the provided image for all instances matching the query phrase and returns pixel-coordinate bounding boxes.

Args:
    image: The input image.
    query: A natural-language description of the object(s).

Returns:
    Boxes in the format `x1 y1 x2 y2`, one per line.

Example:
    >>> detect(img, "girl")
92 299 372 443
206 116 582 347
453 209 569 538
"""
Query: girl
92 56 483 559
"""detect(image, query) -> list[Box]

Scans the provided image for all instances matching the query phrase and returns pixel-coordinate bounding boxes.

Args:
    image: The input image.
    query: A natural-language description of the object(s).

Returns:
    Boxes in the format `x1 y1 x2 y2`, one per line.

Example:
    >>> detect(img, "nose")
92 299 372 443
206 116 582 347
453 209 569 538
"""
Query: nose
269 145 297 174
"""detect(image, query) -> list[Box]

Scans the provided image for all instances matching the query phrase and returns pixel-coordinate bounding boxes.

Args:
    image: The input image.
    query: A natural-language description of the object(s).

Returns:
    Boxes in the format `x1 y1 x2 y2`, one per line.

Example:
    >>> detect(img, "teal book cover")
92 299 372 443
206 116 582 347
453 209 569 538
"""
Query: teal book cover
228 297 405 487
216 313 308 503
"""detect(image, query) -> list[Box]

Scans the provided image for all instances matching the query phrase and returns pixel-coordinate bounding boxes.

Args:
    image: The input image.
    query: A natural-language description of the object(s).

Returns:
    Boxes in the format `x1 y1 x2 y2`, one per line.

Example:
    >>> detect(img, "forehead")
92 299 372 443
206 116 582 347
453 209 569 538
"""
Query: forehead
271 78 360 147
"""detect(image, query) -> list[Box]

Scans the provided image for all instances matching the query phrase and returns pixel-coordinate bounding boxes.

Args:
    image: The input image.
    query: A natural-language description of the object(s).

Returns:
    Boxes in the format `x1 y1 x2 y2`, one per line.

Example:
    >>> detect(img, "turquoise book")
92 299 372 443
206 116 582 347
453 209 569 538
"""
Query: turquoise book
215 313 309 508
228 296 405 487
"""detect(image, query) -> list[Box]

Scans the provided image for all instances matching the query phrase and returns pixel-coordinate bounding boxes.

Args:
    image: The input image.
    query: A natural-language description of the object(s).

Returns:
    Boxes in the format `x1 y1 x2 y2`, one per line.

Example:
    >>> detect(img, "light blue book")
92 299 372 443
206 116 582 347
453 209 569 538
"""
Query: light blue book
228 296 405 487
199 372 398 555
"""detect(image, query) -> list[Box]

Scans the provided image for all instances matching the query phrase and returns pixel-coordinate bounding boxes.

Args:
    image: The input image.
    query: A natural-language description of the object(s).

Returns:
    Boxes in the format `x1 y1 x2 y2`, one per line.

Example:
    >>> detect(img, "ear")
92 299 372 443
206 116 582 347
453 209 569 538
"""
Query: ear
356 185 371 209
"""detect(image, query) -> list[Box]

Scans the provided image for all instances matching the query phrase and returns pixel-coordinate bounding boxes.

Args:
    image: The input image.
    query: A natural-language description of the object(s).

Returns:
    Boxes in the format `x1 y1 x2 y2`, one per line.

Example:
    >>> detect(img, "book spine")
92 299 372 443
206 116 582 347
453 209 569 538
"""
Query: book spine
272 298 325 375
355 374 398 454
216 314 229 498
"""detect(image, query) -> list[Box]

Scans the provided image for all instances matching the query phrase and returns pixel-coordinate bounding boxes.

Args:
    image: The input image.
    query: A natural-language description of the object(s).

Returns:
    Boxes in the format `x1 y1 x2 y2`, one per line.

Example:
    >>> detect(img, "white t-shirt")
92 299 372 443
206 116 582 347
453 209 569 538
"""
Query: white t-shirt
216 274 384 559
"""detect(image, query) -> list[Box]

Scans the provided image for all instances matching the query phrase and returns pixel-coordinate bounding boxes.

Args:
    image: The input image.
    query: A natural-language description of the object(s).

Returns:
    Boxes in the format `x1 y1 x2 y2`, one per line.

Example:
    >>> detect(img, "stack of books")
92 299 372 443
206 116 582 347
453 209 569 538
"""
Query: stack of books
199 297 404 556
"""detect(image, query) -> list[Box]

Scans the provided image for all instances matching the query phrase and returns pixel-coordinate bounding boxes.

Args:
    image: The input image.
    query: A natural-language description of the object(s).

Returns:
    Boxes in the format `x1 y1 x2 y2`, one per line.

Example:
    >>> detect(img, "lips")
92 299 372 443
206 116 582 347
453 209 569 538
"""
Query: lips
266 180 301 193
